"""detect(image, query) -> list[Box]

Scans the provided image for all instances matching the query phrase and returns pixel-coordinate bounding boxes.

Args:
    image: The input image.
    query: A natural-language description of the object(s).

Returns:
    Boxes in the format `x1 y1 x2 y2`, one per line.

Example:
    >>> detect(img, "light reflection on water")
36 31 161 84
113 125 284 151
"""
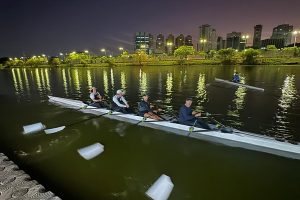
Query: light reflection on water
121 71 127 91
270 75 298 136
164 72 174 113
103 69 109 95
195 73 207 111
227 76 247 126
4 66 300 139
139 69 148 96
72 68 81 98
62 68 69 96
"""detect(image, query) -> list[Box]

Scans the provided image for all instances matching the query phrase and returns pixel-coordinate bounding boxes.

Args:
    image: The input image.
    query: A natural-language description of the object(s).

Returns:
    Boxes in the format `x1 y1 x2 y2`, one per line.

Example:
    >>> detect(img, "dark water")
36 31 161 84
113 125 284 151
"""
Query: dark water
0 66 300 200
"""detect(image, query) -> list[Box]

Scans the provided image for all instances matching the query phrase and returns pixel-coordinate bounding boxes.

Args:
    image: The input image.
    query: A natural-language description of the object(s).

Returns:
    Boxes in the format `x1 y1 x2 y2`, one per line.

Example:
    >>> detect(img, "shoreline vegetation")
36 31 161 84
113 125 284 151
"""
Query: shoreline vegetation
1 45 300 69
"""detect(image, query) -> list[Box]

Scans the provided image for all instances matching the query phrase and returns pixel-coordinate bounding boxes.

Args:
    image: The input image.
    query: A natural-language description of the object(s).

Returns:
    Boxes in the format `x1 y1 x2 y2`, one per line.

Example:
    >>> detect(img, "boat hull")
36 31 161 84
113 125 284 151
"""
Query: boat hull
215 78 264 91
48 96 300 160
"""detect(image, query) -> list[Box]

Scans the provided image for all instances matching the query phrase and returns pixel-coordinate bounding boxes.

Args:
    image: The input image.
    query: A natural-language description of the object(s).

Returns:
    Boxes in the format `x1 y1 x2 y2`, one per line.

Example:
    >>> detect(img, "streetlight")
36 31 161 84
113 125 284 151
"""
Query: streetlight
241 35 250 50
293 31 299 47
119 47 124 51
84 50 89 53
101 48 106 56
59 53 63 56
200 39 207 51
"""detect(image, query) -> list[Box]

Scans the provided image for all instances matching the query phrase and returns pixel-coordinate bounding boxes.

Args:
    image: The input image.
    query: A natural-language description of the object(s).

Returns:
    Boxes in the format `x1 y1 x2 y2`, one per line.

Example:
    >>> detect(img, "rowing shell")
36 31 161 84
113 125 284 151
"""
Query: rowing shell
215 78 264 92
48 96 300 160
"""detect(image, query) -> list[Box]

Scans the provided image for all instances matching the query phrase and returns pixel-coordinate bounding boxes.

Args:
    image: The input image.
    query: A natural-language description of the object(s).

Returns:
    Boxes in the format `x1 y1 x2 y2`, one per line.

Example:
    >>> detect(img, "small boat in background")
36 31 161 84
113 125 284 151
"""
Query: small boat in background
215 78 265 92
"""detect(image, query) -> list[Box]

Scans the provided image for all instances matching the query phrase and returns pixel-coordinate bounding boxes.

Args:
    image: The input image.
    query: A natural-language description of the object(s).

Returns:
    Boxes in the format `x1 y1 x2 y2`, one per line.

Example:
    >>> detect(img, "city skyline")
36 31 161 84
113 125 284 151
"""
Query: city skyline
0 0 300 56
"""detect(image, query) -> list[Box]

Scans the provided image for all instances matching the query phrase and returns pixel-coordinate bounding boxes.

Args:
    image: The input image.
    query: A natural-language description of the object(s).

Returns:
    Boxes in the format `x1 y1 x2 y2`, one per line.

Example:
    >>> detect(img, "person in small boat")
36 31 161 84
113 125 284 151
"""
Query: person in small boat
89 87 106 108
232 72 240 83
138 93 163 120
112 89 132 113
178 97 211 130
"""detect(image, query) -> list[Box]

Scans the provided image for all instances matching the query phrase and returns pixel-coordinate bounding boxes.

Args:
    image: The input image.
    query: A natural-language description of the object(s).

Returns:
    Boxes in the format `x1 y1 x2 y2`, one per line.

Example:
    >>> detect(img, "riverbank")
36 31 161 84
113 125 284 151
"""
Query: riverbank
2 57 300 68
0 153 60 200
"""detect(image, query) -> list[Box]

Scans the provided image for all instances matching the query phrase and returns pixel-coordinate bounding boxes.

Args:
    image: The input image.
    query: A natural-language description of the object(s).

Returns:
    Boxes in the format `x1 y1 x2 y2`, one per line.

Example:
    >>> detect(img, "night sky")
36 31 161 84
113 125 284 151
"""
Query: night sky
1 0 299 57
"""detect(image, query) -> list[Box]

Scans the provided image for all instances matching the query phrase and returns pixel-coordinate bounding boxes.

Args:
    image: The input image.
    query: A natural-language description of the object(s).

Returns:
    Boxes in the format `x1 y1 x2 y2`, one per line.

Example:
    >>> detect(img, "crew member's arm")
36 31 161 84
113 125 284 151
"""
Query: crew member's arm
192 111 201 117
121 96 129 108
113 96 127 107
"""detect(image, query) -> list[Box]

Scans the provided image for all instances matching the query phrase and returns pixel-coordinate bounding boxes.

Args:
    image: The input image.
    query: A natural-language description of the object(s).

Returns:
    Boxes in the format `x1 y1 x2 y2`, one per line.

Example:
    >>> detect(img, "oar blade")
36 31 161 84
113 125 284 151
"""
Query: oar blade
44 126 66 134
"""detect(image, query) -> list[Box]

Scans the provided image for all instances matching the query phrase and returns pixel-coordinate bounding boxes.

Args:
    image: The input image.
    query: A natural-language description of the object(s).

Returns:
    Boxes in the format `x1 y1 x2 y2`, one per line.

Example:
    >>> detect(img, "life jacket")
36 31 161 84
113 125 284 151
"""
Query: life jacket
112 95 124 108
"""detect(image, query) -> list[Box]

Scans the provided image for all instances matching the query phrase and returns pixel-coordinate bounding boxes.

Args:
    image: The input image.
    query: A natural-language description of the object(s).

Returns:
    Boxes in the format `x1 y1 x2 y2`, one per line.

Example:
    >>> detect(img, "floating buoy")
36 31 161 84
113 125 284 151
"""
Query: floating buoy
77 143 104 160
23 122 46 134
146 174 174 200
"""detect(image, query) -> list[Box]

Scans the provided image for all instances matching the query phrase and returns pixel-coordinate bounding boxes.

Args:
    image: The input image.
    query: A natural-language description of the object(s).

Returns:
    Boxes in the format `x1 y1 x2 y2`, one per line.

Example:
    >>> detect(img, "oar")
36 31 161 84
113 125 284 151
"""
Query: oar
44 112 111 134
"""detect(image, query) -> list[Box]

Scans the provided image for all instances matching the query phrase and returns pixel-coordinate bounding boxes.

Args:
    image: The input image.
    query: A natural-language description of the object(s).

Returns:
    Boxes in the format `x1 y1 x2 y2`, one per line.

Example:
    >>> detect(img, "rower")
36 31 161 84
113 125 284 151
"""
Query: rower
112 89 132 113
178 97 211 130
232 72 240 83
89 87 106 108
138 93 163 120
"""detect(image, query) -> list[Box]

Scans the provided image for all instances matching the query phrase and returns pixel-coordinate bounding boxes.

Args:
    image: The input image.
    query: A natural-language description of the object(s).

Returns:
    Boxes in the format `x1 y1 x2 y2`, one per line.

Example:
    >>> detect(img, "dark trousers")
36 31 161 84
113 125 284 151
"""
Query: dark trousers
181 119 211 130
90 101 107 108
112 106 133 114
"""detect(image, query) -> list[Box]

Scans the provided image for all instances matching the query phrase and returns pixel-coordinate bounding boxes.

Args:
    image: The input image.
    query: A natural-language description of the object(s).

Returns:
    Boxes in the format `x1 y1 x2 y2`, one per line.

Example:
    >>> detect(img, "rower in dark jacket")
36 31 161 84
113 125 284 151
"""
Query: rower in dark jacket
138 93 162 120
178 97 211 130
232 72 240 83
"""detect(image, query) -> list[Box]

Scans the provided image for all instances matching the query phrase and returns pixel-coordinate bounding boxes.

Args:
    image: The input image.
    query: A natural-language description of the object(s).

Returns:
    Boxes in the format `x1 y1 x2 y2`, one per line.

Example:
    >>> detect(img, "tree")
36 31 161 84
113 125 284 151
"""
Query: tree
132 50 149 65
283 47 300 57
25 56 48 67
217 48 239 65
242 48 261 64
174 46 195 59
65 52 89 65
196 51 207 59
48 57 61 66
207 50 217 59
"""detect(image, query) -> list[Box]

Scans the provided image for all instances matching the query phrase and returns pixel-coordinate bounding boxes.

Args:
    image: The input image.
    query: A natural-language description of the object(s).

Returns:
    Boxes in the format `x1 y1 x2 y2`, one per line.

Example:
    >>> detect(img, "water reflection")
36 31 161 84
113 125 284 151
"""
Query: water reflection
272 75 298 135
44 68 51 95
139 69 148 95
87 69 92 88
121 71 127 91
62 68 69 96
23 68 30 94
164 72 174 113
72 69 81 97
103 70 109 95
195 73 207 111
11 68 19 95
110 68 115 91
227 77 246 126
35 68 43 92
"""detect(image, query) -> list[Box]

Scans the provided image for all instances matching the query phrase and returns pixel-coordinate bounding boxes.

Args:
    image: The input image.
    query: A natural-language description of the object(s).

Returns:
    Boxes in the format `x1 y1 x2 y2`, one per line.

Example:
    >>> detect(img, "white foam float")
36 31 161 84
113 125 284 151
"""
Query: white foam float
44 126 66 134
23 122 46 134
77 143 104 160
146 174 174 200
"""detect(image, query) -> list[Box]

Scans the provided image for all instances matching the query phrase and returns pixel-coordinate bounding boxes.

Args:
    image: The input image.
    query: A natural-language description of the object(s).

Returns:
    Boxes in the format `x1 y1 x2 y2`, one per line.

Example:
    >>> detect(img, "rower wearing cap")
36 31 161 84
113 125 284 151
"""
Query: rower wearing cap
89 87 106 108
112 89 131 113
178 97 211 130
138 93 163 120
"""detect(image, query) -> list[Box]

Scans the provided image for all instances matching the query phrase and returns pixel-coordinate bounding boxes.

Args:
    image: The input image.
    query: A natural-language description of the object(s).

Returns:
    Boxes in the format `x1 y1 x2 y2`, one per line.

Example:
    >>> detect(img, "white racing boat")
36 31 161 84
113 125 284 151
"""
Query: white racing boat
48 96 300 160
215 78 265 91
